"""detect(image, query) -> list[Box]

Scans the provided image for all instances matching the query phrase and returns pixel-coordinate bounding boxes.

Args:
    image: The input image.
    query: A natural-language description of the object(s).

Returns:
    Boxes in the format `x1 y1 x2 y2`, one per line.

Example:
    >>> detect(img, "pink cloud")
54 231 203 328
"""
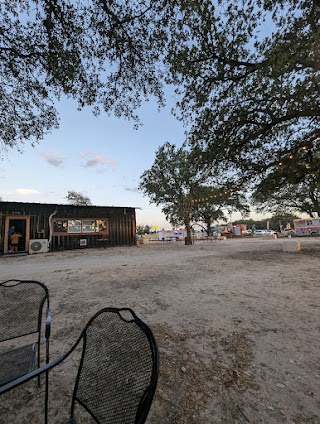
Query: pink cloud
40 151 65 167
80 151 117 172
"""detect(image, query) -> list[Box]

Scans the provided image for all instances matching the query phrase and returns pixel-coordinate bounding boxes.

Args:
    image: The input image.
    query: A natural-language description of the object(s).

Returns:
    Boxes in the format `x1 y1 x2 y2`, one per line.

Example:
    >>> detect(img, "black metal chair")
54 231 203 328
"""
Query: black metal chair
0 307 159 424
0 279 51 387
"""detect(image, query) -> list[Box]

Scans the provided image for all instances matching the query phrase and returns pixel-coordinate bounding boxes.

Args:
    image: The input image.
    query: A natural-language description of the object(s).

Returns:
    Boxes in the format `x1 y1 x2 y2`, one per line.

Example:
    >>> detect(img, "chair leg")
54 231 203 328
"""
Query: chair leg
45 370 49 424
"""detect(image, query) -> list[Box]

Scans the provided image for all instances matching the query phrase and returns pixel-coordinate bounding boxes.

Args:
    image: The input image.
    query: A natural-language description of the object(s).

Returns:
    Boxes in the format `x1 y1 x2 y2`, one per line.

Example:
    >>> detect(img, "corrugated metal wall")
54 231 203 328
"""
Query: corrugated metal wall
0 202 136 253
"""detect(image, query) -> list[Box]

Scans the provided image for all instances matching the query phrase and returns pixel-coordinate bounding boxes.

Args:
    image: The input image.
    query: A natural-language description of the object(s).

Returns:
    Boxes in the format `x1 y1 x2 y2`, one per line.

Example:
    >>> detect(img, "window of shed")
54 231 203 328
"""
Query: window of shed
96 219 107 232
68 220 82 233
82 220 95 233
53 220 68 233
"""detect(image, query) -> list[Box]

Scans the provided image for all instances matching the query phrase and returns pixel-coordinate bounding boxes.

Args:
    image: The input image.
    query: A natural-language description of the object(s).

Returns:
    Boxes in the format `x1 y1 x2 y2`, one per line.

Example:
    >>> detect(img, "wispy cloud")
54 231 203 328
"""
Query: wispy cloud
80 151 117 172
3 188 41 202
124 186 140 193
40 151 65 167
15 188 41 195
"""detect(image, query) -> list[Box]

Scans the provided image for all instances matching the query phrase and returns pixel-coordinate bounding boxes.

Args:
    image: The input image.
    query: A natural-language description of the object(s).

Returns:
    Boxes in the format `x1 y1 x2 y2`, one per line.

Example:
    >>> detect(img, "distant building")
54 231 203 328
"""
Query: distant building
0 202 136 254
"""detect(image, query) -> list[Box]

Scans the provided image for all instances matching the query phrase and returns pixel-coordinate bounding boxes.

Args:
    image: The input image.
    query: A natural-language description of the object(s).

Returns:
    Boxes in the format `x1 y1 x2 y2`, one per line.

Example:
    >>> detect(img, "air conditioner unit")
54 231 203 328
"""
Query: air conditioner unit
29 239 49 254
80 239 87 247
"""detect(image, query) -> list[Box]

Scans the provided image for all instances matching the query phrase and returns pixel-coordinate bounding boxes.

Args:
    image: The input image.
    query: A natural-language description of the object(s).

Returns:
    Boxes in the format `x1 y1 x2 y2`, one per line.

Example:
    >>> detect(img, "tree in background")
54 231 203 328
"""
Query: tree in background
139 142 249 243
136 225 151 236
233 213 299 232
253 182 320 218
66 190 92 206
252 142 320 217
139 143 213 244
265 214 300 232
194 204 227 236
192 187 249 235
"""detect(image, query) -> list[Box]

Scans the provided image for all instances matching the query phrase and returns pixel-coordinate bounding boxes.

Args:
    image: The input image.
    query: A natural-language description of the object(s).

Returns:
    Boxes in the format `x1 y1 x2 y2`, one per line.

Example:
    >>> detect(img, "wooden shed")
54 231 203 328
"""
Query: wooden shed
0 202 137 254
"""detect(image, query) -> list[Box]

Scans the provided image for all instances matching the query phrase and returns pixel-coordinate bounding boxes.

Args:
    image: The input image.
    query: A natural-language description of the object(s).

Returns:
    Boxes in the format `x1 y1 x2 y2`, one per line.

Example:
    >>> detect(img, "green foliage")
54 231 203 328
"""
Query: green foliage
234 213 300 231
65 190 92 206
265 213 299 231
139 142 249 240
1 0 171 154
136 225 151 235
5 0 319 219
139 142 210 240
252 144 320 217
193 186 249 234
167 1 320 181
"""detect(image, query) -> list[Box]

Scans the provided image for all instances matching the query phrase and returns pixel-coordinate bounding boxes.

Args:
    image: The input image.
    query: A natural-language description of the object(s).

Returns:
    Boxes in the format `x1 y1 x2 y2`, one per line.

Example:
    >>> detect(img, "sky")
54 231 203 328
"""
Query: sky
0 93 266 229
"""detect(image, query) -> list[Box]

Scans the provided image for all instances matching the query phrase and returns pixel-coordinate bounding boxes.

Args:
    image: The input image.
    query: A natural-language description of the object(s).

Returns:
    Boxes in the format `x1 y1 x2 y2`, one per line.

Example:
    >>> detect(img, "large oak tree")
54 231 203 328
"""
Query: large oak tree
252 144 320 217
0 0 172 154
166 0 320 183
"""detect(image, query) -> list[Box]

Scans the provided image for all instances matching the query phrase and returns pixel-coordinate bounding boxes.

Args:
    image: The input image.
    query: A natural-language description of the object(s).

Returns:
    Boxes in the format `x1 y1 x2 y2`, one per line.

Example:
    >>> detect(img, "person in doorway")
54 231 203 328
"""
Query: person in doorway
8 225 15 251
9 230 22 253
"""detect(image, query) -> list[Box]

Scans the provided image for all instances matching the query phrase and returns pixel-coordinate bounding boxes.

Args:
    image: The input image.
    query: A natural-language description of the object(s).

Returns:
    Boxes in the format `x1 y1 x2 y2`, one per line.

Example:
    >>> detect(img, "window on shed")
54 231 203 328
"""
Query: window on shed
96 219 107 232
53 220 68 232
68 220 82 233
82 220 95 233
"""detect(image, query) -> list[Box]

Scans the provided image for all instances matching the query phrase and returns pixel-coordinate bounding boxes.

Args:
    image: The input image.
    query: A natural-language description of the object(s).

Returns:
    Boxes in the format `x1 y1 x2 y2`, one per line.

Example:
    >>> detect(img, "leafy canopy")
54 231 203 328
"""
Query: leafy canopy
252 142 320 217
166 0 320 178
65 190 91 206
1 0 171 154
139 142 249 240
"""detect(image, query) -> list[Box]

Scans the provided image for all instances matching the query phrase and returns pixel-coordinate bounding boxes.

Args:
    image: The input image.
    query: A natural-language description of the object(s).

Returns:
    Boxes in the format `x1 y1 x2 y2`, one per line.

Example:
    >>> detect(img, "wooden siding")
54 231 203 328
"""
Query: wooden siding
0 202 136 253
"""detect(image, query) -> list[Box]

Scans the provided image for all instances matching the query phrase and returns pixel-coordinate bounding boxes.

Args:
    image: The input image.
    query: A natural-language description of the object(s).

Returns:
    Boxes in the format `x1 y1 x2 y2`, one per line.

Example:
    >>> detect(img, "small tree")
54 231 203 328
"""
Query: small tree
139 143 212 245
65 190 92 206
193 187 249 235
139 142 249 243
136 225 151 235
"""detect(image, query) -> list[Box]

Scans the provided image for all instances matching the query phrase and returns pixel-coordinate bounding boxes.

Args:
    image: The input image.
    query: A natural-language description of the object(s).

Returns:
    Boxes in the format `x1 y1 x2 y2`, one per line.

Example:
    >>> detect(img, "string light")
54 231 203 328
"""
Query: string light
191 182 245 204
191 135 318 204
276 138 318 168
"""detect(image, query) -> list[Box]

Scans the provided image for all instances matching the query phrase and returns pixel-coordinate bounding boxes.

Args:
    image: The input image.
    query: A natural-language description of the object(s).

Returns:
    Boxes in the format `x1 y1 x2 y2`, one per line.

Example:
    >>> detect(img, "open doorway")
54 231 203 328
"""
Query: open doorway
4 216 30 254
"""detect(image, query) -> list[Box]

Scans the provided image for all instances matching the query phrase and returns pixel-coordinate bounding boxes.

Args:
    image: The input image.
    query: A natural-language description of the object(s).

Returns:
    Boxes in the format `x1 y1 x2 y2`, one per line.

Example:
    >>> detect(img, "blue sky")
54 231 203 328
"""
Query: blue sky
1 93 265 228
0 94 188 228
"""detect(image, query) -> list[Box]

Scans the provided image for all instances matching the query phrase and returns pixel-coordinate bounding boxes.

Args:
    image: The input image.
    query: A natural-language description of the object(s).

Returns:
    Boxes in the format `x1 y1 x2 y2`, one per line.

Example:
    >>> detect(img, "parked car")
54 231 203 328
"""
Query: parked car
283 228 295 236
265 230 276 234
254 229 266 236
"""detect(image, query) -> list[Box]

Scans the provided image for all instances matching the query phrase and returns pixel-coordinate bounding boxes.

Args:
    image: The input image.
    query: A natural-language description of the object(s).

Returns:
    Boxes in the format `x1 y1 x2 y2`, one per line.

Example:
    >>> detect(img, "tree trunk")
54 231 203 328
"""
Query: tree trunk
206 221 211 236
184 220 193 245
309 192 320 217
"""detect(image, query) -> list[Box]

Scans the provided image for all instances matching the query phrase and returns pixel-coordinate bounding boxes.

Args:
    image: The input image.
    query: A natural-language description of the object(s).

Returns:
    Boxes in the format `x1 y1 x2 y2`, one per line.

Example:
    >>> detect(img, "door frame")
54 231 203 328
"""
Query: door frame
4 216 30 254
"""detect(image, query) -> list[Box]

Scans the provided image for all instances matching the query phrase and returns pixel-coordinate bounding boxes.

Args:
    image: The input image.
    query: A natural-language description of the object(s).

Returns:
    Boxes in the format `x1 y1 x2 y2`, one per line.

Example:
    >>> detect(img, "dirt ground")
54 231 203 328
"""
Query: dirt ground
0 237 319 424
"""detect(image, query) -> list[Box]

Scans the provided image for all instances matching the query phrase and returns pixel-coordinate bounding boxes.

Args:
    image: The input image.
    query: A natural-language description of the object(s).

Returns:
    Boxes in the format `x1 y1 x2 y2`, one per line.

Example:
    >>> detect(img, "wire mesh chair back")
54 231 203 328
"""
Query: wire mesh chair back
69 307 159 424
0 280 50 387
0 280 49 342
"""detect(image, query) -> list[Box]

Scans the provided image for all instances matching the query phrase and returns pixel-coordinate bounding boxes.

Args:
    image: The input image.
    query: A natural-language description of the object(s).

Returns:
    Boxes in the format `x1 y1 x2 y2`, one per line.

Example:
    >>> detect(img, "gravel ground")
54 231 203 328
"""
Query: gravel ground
0 237 319 424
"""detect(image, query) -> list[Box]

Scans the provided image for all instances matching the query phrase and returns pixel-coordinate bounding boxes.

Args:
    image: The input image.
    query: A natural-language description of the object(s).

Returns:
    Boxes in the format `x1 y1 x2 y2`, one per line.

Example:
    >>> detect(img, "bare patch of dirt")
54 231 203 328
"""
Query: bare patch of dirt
1 238 319 423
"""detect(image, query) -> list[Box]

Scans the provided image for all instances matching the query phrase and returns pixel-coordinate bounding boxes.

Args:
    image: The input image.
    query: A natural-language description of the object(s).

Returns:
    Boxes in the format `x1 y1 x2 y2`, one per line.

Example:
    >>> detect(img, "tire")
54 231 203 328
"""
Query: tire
310 232 318 237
